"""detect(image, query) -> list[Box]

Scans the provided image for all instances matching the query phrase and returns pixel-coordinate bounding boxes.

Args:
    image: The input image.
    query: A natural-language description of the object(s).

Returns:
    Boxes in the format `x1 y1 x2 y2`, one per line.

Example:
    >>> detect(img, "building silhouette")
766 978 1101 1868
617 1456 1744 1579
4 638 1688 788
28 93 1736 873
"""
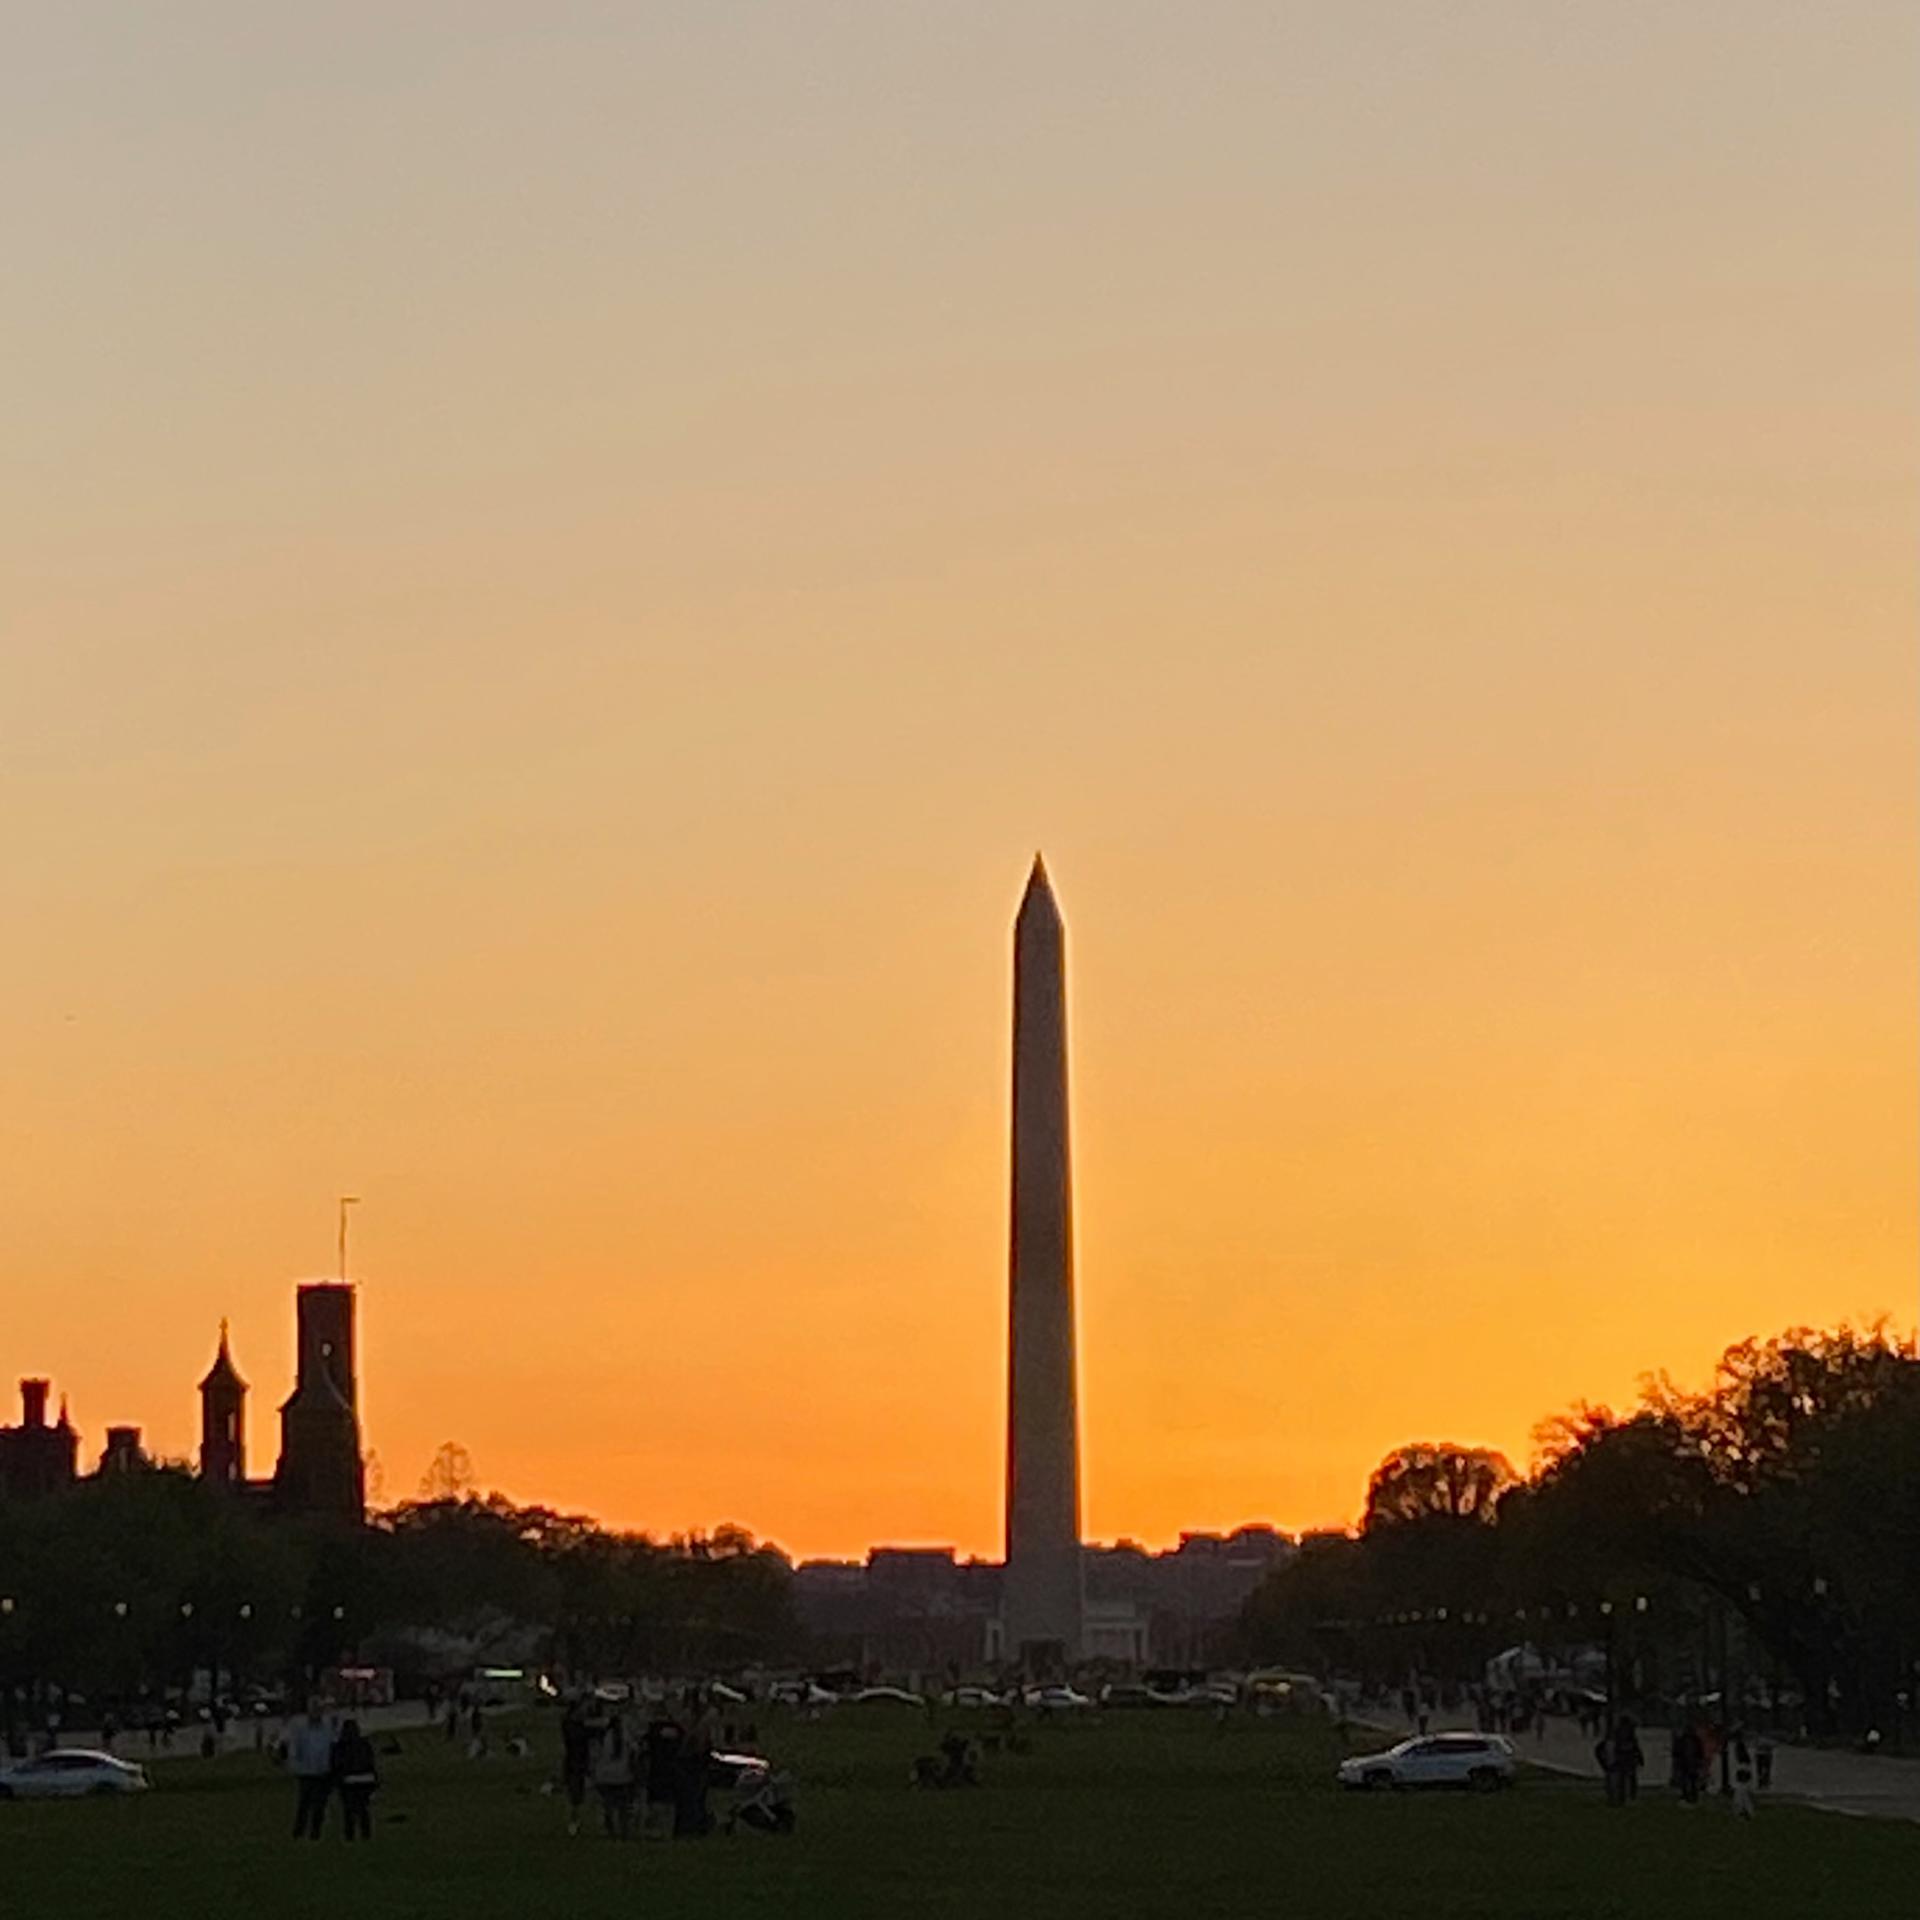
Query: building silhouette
0 1279 366 1522
198 1321 247 1488
270 1283 365 1521
0 1380 79 1500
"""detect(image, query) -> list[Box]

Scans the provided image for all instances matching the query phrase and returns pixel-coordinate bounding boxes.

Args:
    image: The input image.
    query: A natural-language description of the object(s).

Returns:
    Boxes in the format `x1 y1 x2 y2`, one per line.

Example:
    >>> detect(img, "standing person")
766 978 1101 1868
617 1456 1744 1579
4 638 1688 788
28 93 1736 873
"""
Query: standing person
1755 1732 1775 1791
592 1714 637 1840
642 1705 686 1841
673 1694 715 1839
1730 1730 1756 1819
287 1700 336 1840
333 1718 379 1842
1604 1715 1643 1807
1671 1723 1704 1804
559 1696 596 1838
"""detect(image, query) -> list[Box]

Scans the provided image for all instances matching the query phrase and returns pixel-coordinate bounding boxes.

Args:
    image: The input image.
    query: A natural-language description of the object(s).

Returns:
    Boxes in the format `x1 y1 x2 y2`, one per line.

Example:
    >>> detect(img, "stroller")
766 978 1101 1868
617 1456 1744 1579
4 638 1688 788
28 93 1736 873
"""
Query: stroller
724 1763 797 1835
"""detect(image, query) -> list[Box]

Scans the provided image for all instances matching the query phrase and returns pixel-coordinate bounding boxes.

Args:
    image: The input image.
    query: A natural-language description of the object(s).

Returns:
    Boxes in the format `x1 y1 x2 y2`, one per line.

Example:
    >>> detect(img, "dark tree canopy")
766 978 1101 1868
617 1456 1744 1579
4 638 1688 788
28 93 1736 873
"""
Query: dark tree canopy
1362 1443 1517 1532
1241 1322 1920 1739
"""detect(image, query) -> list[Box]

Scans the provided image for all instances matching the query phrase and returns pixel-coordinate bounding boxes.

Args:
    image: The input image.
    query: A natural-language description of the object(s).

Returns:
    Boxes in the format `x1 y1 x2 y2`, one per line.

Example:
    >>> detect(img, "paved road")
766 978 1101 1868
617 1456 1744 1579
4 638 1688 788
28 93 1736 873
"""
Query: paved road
1356 1708 1920 1824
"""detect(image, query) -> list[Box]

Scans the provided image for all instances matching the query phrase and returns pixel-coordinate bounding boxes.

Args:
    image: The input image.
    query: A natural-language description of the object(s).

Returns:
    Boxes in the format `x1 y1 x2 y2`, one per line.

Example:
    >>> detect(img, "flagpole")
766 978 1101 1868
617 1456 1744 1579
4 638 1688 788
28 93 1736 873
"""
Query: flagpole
338 1196 360 1284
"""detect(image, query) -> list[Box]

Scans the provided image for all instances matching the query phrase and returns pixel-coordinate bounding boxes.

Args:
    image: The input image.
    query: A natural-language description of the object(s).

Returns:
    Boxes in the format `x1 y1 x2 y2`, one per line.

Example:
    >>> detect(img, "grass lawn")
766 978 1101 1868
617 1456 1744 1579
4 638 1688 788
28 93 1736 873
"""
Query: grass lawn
1 1707 1914 1919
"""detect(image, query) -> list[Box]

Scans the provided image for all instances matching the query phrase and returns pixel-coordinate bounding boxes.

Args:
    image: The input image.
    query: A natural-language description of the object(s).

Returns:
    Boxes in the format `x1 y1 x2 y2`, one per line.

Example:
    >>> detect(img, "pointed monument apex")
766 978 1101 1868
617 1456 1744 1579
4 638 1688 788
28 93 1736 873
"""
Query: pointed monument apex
1019 851 1061 923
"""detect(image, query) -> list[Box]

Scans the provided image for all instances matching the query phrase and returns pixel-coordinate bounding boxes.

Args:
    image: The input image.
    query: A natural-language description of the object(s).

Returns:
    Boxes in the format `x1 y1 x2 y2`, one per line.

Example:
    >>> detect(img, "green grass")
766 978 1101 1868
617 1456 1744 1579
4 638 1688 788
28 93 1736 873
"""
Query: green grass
2 1708 1915 1919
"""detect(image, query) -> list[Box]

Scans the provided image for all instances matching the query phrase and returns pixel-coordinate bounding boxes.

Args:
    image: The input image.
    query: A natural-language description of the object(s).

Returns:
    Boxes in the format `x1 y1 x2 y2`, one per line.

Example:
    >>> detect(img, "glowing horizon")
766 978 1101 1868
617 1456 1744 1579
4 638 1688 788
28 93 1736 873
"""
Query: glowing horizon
5 4 1913 1564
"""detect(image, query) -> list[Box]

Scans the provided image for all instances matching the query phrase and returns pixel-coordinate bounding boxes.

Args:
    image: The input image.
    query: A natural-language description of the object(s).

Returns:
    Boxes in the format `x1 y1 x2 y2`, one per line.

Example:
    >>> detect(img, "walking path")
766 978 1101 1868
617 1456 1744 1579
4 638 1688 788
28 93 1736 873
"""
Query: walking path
1357 1708 1920 1824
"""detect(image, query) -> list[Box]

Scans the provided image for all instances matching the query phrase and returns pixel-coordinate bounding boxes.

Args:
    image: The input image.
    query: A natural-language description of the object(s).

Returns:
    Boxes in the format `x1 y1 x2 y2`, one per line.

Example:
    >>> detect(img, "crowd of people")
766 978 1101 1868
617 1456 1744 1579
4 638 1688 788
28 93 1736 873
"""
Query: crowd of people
556 1691 726 1842
1593 1714 1773 1816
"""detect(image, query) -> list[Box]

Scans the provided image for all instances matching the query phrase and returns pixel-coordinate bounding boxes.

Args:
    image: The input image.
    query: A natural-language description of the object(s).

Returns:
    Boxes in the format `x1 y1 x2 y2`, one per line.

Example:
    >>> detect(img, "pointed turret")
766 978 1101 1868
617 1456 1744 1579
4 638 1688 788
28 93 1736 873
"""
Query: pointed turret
199 1320 249 1489
199 1320 247 1394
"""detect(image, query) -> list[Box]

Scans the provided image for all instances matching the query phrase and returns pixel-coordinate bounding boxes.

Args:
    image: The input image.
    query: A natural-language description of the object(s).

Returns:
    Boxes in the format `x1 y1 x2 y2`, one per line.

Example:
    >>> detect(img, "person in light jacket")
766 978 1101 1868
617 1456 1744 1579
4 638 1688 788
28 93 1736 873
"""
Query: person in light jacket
287 1701 336 1840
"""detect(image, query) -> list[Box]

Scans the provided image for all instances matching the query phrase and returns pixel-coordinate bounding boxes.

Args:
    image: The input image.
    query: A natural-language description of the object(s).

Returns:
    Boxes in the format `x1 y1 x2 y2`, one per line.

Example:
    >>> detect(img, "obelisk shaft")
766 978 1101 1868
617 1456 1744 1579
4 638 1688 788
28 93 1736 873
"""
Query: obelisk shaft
1004 856 1083 1665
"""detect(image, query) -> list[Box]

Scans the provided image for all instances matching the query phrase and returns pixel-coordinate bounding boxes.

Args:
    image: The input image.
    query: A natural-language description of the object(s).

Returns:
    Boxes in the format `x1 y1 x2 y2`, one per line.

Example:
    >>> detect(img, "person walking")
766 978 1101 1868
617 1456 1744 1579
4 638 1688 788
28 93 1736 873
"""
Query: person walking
592 1714 637 1840
287 1700 336 1840
333 1718 379 1842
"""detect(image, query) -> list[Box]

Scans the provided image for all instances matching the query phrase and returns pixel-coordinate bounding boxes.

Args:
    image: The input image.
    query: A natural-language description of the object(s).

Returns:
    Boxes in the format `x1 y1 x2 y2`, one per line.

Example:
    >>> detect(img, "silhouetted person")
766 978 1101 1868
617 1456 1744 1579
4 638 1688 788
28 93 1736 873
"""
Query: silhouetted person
674 1697 715 1838
287 1701 335 1839
1755 1732 1775 1790
1671 1724 1705 1804
333 1717 378 1841
1729 1728 1753 1809
643 1708 685 1841
1600 1715 1642 1806
592 1715 637 1840
558 1697 596 1837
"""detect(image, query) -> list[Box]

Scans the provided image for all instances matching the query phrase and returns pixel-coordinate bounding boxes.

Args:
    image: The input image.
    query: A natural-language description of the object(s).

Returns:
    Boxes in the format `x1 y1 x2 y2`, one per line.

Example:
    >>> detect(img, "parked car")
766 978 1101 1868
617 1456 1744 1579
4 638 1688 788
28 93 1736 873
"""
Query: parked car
941 1686 1008 1709
1100 1683 1177 1709
849 1687 925 1707
1337 1733 1516 1792
1023 1685 1093 1711
0 1751 151 1801
1185 1681 1239 1708
768 1681 839 1709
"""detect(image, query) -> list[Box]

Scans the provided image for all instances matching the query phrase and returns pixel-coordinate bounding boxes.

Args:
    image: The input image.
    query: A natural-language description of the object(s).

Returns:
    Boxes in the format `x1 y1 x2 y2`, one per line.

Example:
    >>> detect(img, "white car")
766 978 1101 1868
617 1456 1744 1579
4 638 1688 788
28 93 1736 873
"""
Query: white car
769 1681 839 1709
1337 1732 1516 1792
941 1686 1008 1709
1023 1685 1093 1711
0 1750 151 1800
849 1686 925 1707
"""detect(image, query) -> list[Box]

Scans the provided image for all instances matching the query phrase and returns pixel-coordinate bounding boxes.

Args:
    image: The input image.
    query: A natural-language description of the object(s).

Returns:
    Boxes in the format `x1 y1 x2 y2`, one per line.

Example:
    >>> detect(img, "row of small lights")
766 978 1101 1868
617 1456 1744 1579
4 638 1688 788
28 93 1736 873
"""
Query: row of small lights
0 1599 349 1621
1344 1582 1835 1630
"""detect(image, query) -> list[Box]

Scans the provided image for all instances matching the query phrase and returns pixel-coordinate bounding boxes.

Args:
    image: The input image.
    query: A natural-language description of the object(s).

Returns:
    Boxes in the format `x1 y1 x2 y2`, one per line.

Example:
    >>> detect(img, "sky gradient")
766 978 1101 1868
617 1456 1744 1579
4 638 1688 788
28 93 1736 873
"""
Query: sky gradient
5 3 1915 1560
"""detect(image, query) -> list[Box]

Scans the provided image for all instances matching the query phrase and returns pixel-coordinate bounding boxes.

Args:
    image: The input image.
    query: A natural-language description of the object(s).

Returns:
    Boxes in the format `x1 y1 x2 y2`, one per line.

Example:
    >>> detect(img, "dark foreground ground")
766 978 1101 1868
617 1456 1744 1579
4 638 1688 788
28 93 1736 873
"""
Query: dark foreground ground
0 1706 1914 1919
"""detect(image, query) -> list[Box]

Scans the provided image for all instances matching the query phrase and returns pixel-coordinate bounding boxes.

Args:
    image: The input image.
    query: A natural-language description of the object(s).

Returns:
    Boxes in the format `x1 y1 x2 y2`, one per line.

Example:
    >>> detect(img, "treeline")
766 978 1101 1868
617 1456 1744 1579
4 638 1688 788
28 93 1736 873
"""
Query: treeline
1239 1324 1920 1738
0 1474 797 1721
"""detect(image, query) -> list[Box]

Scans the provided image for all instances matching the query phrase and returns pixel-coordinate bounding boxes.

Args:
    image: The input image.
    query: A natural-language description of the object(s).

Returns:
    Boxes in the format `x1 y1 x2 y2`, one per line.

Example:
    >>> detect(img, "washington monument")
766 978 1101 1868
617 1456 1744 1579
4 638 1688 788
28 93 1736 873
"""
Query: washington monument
1003 854 1084 1665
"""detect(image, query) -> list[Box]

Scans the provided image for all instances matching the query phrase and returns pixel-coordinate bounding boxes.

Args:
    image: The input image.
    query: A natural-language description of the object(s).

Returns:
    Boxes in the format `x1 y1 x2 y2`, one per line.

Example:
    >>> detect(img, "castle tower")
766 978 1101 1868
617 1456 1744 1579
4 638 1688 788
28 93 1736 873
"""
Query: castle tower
0 1380 79 1500
198 1322 248 1487
275 1283 364 1521
1002 855 1084 1668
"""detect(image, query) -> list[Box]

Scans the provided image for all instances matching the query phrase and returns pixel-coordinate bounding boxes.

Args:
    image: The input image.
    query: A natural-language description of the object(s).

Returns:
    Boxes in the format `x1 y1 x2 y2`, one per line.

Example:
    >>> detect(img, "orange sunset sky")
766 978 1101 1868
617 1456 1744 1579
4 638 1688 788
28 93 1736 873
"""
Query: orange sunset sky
4 5 1915 1563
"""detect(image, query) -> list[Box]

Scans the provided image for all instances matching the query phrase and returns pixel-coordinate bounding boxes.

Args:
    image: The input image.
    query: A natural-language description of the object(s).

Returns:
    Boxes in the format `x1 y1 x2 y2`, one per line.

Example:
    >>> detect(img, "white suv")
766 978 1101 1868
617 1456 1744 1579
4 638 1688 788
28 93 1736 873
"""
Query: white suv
1337 1732 1516 1792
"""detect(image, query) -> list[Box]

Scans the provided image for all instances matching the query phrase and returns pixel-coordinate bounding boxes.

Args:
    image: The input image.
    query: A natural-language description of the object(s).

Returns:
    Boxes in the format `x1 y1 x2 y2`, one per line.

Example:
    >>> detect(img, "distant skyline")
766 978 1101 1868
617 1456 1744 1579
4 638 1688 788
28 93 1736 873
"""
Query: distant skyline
4 5 1914 1561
